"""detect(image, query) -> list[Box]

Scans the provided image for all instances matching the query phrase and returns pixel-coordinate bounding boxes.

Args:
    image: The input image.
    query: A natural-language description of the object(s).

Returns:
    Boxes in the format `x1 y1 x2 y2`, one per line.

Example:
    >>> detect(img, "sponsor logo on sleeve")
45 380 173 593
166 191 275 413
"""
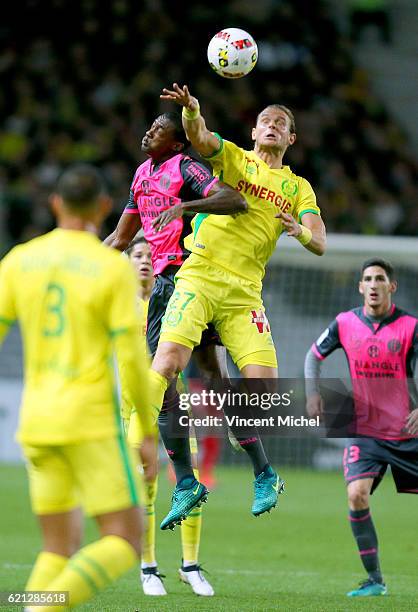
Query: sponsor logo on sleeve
187 162 211 185
250 310 271 333
316 328 329 346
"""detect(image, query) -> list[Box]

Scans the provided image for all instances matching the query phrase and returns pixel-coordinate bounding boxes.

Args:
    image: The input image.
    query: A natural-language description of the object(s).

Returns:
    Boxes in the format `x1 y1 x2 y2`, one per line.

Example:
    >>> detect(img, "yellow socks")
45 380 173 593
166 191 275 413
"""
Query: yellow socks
181 507 202 564
35 535 137 611
181 467 202 563
149 369 169 421
25 551 68 591
142 478 158 566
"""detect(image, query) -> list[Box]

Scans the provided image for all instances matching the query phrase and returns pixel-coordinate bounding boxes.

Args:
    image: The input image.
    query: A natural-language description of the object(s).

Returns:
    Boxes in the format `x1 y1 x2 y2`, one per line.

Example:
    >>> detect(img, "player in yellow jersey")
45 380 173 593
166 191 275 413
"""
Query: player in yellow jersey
0 164 157 611
150 83 327 528
123 236 214 596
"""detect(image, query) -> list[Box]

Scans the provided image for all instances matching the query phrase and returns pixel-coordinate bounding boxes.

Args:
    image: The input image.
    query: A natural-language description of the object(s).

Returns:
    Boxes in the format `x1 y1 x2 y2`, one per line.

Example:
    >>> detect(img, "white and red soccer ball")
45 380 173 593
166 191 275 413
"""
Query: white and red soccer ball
207 27 258 79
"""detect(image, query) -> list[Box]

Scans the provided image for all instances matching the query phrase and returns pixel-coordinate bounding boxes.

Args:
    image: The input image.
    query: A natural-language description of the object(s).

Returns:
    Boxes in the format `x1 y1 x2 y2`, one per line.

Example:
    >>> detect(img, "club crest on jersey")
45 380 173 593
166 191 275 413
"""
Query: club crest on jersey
159 174 171 190
250 310 270 333
163 311 182 327
281 179 298 197
141 180 151 195
387 339 402 354
367 345 380 358
245 158 259 176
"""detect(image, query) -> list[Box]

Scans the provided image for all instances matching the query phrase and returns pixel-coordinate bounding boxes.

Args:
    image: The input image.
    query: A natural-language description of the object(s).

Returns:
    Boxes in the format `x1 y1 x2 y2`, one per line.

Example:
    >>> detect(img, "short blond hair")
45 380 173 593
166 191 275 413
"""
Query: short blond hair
257 105 296 134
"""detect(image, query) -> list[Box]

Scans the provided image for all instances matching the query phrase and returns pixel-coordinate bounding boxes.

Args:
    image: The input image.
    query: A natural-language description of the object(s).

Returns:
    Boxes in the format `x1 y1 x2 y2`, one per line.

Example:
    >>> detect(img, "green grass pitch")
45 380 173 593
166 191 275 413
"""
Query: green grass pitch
0 464 416 611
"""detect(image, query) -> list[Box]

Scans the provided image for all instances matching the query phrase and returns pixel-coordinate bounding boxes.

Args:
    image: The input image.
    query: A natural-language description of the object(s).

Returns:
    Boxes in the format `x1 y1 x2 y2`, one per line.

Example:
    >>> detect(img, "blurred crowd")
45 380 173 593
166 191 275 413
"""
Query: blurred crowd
1 0 417 254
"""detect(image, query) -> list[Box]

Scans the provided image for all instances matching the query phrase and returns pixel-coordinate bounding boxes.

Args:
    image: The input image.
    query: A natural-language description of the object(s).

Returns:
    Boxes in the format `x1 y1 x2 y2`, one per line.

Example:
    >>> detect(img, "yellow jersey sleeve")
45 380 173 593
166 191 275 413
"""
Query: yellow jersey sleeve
111 265 154 437
203 135 241 180
295 177 320 221
0 250 17 344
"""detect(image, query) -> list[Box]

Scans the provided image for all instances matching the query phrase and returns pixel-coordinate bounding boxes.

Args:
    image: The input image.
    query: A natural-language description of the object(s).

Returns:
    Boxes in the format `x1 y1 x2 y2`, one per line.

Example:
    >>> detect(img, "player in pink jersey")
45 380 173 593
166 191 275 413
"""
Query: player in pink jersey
105 112 246 595
105 112 245 363
305 258 418 597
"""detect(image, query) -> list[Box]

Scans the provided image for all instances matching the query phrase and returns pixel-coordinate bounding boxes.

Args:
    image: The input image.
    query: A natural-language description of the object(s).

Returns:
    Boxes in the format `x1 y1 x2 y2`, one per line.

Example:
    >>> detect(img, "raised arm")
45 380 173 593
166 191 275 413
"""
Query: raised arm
104 212 141 251
276 211 326 256
152 181 247 232
160 83 220 157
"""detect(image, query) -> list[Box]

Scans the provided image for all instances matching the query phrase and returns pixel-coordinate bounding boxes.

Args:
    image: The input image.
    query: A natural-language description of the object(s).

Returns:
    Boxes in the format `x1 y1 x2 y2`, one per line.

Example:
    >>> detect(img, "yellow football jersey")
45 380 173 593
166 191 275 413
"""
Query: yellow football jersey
120 296 149 421
0 228 152 445
185 136 320 286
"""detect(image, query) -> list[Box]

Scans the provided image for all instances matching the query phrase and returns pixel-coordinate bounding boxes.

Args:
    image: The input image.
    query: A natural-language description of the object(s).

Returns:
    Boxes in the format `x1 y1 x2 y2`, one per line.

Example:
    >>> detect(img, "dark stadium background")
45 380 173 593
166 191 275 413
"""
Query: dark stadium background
1 0 417 254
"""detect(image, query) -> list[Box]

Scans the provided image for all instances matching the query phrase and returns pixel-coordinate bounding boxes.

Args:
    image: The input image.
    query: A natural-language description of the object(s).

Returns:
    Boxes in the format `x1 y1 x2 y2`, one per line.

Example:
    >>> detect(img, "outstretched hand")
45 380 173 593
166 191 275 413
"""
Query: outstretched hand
152 204 183 232
160 83 198 111
405 408 418 435
275 211 302 238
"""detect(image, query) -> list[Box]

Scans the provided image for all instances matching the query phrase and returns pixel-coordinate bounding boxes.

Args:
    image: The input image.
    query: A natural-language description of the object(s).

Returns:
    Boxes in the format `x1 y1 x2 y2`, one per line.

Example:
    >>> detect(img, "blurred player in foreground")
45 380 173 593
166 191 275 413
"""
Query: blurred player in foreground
0 164 157 611
305 258 418 597
153 83 326 527
124 236 213 596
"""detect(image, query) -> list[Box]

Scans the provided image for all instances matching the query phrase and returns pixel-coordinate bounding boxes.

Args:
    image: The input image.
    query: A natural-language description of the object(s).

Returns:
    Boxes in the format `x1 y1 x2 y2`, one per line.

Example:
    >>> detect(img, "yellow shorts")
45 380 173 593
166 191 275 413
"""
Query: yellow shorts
23 435 143 517
160 255 277 370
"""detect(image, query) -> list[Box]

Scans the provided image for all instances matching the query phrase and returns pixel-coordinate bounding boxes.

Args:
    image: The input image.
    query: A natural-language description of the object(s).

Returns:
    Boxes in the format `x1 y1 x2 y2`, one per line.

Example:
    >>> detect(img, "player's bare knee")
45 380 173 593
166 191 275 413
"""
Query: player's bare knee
153 342 190 378
153 355 179 380
347 481 370 509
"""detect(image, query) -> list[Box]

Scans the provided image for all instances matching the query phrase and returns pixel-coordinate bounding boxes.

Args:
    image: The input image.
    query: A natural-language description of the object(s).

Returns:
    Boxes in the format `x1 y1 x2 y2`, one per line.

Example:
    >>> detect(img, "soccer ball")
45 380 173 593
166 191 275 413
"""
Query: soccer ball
207 28 258 79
